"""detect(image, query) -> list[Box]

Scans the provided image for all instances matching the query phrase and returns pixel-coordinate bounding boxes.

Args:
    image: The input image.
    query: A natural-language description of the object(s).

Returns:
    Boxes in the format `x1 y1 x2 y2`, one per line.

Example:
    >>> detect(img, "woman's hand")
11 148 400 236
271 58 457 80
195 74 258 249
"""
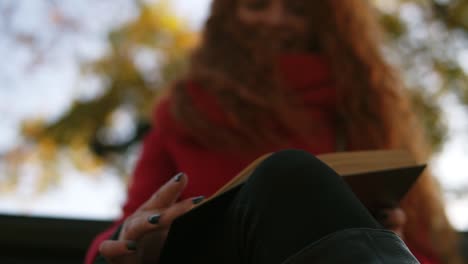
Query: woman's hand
98 173 204 264
374 207 407 238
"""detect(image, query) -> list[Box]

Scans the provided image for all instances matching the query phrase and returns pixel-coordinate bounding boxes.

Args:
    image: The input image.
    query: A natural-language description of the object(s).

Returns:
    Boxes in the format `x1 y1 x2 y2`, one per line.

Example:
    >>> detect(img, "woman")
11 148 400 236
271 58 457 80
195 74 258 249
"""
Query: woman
86 0 461 263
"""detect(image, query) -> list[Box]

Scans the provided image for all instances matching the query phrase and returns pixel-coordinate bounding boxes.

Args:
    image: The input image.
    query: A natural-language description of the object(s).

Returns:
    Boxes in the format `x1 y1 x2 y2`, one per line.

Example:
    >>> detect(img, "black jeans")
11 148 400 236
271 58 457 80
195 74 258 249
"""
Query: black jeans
160 150 413 264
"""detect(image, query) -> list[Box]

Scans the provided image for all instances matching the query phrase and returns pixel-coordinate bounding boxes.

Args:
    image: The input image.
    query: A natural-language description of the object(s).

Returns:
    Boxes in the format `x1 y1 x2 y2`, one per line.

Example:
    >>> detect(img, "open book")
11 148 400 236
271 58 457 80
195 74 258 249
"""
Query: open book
200 149 426 209
160 150 426 262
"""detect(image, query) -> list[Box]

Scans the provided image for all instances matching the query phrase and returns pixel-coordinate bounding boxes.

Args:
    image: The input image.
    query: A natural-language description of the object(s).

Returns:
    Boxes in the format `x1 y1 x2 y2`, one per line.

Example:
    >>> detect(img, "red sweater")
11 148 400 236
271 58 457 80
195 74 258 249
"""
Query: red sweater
85 54 439 264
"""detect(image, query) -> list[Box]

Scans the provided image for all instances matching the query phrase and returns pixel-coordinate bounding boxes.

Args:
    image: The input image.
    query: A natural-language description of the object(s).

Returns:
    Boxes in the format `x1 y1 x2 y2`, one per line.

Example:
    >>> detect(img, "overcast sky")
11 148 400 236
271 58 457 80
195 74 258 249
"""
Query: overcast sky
173 0 211 29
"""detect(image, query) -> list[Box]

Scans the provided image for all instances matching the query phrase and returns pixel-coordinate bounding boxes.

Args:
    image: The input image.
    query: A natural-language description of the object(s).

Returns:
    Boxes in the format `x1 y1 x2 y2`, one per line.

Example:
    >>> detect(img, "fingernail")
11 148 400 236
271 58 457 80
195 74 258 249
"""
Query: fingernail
192 196 205 205
148 214 161 224
174 172 184 182
126 241 137 251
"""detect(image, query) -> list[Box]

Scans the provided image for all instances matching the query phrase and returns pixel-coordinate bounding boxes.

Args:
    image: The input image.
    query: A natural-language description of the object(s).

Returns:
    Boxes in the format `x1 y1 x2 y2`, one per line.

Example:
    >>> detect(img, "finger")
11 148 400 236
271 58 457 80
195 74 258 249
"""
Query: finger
99 240 136 262
142 172 188 210
157 196 205 227
380 208 406 228
122 211 164 240
122 196 204 240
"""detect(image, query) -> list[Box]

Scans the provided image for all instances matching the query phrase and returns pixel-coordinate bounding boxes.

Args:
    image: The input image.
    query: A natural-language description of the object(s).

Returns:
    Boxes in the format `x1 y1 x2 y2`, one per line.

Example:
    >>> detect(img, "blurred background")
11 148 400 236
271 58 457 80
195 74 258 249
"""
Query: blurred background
0 0 468 261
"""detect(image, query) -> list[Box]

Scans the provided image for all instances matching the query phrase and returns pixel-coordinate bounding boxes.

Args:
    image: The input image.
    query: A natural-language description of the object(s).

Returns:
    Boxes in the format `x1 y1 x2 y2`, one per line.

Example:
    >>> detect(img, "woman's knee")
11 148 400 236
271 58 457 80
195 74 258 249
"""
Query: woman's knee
245 149 340 195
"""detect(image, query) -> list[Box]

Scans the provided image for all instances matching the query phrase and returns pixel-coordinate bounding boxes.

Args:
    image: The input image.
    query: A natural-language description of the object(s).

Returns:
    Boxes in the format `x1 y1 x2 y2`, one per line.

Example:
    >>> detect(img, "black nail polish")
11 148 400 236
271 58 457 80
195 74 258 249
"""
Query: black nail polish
148 214 161 224
126 241 137 251
192 196 205 205
174 172 184 182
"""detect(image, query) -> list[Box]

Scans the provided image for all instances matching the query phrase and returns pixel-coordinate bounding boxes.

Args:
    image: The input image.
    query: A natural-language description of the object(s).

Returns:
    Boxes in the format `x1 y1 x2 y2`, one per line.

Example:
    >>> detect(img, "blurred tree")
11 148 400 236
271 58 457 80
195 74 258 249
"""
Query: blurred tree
37 0 197 146
375 0 468 150
1 0 197 193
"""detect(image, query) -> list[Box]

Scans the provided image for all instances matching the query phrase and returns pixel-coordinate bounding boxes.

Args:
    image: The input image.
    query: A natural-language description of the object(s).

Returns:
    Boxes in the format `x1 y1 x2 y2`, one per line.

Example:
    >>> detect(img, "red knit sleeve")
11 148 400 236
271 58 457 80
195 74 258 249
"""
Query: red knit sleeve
85 98 177 264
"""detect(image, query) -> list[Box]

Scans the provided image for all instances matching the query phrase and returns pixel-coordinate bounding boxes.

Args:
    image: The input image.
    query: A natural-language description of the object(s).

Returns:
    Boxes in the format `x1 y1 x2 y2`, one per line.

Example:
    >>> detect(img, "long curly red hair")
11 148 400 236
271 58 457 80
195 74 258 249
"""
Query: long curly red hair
169 0 461 262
